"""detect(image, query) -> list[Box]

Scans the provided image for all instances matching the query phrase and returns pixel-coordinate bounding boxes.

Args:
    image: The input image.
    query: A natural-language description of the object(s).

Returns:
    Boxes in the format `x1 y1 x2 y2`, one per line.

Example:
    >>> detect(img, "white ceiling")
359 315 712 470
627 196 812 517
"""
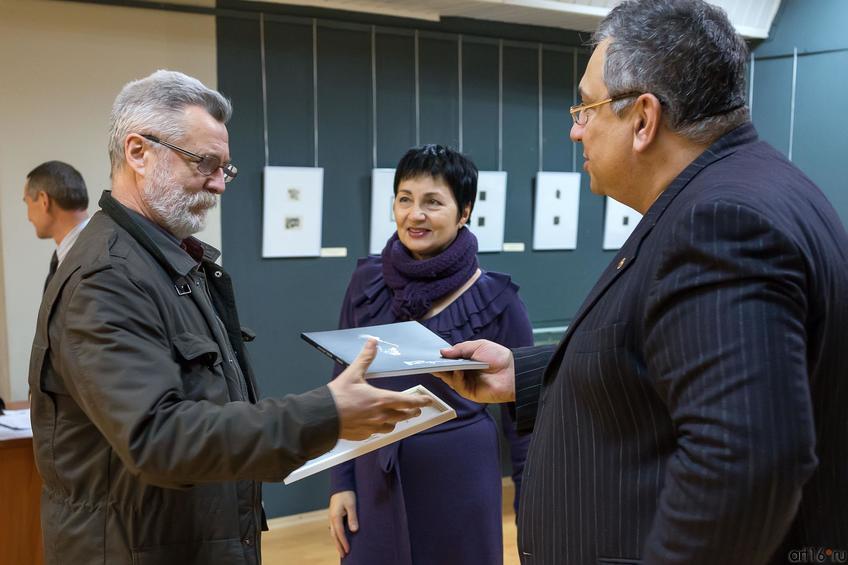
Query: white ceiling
246 0 782 39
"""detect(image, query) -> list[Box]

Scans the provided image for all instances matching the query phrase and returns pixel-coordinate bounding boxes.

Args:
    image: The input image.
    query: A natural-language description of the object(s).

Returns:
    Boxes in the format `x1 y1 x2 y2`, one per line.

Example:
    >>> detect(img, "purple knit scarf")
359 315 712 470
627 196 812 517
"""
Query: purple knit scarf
381 227 479 321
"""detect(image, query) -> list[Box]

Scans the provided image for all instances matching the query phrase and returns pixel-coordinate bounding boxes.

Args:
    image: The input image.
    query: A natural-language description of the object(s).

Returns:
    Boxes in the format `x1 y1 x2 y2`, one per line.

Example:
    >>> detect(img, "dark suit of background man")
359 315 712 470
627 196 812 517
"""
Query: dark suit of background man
439 1 848 563
23 160 90 286
28 70 429 565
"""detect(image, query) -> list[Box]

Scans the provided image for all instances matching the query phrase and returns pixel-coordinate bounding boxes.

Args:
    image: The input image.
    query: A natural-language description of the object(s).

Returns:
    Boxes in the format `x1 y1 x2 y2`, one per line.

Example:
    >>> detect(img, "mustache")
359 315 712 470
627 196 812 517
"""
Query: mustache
187 190 218 212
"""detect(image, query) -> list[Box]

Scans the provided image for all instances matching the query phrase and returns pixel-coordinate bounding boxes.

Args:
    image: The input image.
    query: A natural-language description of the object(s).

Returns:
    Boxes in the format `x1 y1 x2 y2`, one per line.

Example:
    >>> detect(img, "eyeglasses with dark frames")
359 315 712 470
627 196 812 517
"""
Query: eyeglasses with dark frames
141 134 238 183
569 92 644 126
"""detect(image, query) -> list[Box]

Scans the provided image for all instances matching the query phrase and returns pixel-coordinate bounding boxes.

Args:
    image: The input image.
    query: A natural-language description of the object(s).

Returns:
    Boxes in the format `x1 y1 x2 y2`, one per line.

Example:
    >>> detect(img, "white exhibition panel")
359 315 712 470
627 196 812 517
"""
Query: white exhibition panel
470 171 508 253
369 168 397 255
262 166 324 258
532 171 581 250
602 197 642 250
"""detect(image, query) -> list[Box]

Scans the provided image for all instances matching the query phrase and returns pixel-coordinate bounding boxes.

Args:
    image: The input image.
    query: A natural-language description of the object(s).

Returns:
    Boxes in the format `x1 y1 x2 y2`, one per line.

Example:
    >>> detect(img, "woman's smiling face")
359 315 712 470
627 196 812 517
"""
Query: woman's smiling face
393 175 470 260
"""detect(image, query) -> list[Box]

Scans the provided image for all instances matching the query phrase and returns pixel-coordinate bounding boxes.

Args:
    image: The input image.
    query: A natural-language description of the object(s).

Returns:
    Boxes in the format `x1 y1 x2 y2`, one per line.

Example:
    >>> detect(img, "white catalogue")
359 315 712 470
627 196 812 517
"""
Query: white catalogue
283 385 456 484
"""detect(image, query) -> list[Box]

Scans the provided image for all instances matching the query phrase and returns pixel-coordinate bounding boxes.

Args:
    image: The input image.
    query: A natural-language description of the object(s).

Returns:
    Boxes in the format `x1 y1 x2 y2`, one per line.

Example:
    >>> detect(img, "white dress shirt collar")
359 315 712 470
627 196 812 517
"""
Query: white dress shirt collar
56 217 90 265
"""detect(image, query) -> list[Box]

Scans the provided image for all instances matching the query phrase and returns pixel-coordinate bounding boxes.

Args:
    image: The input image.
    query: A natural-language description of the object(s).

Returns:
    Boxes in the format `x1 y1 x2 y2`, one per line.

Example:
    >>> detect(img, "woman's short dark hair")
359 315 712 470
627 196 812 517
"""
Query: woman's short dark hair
393 145 478 220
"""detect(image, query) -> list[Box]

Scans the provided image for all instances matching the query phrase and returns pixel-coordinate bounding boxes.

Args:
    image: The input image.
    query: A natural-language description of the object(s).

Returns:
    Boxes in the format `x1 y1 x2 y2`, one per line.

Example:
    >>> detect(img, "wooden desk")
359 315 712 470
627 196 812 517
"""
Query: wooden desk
0 402 43 565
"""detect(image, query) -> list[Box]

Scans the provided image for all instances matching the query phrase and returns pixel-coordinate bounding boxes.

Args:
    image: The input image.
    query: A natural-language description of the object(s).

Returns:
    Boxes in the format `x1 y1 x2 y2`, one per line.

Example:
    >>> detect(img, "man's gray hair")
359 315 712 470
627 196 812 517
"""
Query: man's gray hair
108 70 232 171
595 0 750 145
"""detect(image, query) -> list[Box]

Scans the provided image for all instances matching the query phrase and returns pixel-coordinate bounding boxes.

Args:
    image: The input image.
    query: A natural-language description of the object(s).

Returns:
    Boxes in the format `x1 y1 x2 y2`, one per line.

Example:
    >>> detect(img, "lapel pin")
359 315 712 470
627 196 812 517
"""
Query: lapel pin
617 257 627 270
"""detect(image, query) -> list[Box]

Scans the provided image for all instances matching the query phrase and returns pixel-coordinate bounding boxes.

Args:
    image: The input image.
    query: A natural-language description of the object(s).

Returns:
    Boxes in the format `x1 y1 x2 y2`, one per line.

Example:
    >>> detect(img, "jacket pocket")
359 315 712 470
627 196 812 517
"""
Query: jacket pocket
569 321 629 353
132 537 246 565
29 343 48 391
172 332 222 367
171 333 228 402
598 558 642 565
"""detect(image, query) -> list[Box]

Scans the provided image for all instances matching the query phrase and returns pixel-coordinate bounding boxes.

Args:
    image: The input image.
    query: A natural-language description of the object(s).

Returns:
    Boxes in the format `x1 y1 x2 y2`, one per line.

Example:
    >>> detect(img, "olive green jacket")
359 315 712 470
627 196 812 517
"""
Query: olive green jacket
29 191 339 565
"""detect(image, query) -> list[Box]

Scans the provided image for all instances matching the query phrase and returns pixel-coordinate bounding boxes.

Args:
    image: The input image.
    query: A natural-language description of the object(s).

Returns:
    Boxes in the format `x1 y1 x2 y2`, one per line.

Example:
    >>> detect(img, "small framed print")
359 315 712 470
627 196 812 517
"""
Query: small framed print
470 171 507 253
369 168 396 254
602 197 642 250
262 166 323 258
532 171 581 251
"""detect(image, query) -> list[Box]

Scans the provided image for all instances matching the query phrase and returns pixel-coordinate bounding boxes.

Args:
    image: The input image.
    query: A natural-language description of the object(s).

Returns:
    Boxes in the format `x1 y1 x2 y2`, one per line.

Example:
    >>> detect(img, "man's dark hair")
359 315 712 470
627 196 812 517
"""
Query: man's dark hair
26 161 89 211
393 145 478 220
595 0 750 144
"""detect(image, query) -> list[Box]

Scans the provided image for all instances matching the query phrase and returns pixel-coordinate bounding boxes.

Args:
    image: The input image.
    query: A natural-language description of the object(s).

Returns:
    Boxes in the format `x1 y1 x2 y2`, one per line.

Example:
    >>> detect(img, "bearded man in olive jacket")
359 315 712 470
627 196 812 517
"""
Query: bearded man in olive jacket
29 70 428 565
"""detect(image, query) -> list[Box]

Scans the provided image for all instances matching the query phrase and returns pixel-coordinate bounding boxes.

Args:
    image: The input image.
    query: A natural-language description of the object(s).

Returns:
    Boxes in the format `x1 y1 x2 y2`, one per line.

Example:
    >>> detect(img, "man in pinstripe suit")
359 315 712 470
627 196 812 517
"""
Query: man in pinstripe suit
438 1 848 563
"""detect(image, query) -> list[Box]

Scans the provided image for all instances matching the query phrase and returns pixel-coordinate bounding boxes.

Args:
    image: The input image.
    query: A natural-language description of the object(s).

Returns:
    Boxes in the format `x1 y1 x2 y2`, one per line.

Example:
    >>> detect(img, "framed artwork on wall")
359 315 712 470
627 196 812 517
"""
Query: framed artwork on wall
262 166 324 258
369 168 396 255
602 197 642 250
532 171 581 250
471 171 508 253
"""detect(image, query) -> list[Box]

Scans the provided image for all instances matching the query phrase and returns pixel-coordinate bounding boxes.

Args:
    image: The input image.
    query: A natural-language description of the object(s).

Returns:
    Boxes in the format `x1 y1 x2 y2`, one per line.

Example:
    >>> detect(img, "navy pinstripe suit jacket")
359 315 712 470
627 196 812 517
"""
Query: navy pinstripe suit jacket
512 123 848 565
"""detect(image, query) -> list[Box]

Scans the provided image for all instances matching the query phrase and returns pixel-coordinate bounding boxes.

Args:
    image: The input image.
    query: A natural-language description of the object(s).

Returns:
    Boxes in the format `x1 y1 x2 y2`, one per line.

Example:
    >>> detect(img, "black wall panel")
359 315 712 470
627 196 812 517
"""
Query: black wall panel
419 35 460 149
375 31 416 167
266 20 315 166
461 39 499 170
501 44 538 245
216 4 618 517
315 24 373 253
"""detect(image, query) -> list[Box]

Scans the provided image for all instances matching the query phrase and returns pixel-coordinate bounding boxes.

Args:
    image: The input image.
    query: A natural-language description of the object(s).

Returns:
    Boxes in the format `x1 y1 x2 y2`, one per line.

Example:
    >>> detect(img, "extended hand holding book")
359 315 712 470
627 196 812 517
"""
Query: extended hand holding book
434 339 517 404
302 321 489 378
326 339 433 441
286 323 488 484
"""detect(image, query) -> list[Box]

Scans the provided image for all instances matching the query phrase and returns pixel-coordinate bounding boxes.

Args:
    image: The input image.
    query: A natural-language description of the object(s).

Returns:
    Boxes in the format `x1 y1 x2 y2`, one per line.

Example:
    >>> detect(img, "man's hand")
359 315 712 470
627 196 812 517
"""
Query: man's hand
433 340 516 403
327 339 432 440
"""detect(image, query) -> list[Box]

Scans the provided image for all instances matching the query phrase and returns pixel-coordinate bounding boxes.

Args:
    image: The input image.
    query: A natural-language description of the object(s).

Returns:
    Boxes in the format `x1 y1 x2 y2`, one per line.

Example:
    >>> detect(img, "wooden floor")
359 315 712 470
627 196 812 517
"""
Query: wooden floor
263 480 520 564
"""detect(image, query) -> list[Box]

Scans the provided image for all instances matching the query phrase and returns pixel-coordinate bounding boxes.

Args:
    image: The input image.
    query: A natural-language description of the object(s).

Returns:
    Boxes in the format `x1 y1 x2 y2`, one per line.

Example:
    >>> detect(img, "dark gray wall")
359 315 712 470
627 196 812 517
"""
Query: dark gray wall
751 0 848 225
217 1 606 517
217 0 848 519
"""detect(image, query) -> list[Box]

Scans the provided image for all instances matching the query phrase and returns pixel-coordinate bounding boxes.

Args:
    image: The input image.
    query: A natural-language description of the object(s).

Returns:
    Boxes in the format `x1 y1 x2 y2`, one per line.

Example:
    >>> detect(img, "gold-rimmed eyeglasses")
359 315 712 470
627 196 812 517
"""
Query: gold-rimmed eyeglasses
569 92 643 126
141 134 238 183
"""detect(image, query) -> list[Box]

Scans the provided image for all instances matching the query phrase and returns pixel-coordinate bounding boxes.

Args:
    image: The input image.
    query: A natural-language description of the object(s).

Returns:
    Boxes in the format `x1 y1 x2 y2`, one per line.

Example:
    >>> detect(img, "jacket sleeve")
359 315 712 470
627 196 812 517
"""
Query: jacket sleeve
641 200 818 564
512 344 555 434
54 262 340 487
494 292 535 498
494 289 534 420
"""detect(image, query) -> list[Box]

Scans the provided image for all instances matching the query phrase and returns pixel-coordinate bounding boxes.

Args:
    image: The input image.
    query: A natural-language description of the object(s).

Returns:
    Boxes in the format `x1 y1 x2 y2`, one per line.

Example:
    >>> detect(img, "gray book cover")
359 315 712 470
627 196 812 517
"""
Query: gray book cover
301 320 489 378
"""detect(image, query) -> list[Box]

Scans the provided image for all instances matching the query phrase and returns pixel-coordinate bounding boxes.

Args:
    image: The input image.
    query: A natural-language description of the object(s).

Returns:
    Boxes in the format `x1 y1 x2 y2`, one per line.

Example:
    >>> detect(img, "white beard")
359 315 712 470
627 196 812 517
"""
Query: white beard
142 161 217 240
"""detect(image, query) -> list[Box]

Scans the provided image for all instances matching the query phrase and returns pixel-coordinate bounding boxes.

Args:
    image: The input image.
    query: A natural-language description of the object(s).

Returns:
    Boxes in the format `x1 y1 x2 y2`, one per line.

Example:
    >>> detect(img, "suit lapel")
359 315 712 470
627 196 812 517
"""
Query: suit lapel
541 123 758 385
541 206 654 384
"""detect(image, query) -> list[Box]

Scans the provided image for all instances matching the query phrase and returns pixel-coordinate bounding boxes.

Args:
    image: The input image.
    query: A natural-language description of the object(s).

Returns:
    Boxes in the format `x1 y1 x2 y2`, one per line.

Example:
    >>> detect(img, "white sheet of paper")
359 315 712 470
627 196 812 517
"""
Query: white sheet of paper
0 409 32 440
532 171 581 250
470 171 507 253
369 168 397 254
283 385 456 484
262 166 324 258
602 197 642 250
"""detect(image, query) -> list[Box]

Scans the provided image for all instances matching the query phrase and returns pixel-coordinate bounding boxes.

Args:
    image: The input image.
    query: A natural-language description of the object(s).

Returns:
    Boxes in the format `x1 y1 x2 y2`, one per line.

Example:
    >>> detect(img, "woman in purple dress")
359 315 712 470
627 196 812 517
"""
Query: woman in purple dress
327 145 533 564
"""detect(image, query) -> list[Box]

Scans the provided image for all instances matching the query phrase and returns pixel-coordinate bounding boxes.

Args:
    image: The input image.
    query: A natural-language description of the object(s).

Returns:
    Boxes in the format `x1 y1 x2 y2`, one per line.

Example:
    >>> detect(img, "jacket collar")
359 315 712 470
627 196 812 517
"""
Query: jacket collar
543 122 759 383
98 190 221 279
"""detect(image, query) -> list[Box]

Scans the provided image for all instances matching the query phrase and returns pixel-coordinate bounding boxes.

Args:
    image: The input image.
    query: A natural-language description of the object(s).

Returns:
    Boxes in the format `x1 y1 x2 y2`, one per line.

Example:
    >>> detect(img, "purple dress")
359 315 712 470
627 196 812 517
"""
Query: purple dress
330 256 534 565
